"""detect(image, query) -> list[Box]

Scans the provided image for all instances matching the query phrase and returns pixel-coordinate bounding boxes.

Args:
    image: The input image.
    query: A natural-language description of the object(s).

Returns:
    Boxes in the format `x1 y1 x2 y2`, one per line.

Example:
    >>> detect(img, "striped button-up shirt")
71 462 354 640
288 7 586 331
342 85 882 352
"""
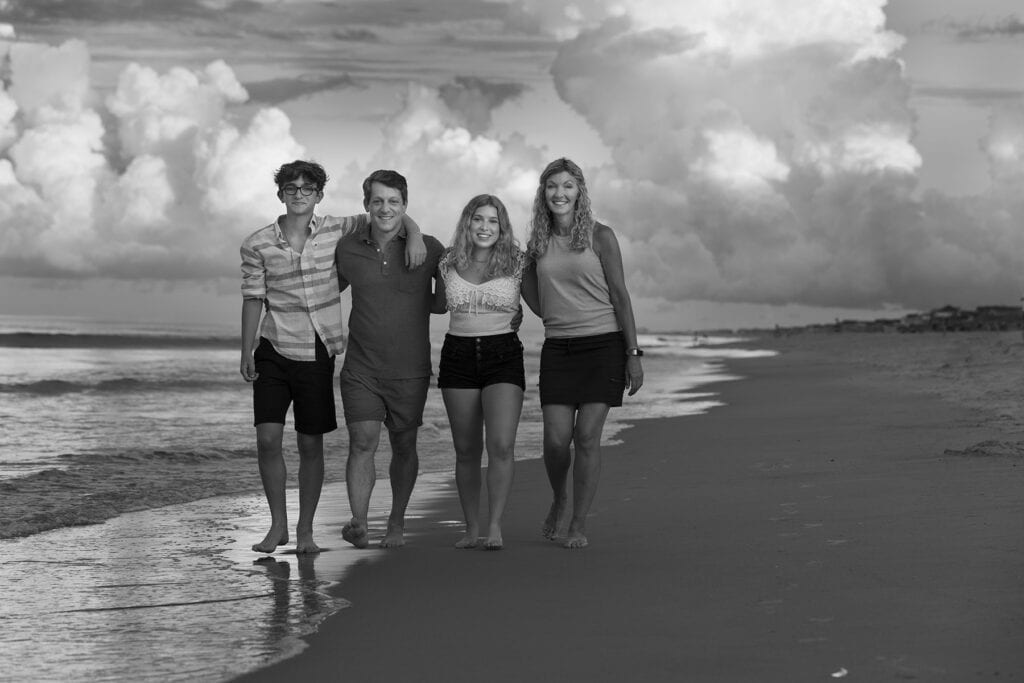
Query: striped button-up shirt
241 213 366 361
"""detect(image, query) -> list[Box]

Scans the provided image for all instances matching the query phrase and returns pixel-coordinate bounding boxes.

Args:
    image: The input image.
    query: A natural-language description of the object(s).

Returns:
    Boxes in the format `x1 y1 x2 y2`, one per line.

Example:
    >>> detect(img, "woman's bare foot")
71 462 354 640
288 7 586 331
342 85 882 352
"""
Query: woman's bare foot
563 531 588 549
483 534 503 551
542 500 565 540
379 522 405 548
454 534 481 549
295 530 321 554
252 526 288 554
563 521 588 549
342 519 369 549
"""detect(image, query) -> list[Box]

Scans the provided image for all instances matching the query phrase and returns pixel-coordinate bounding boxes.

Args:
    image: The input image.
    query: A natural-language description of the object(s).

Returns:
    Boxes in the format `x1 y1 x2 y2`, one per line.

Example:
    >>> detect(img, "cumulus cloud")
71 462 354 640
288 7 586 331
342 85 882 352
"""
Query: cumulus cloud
507 0 1023 309
0 34 541 284
3 0 1023 315
0 38 304 280
334 82 544 245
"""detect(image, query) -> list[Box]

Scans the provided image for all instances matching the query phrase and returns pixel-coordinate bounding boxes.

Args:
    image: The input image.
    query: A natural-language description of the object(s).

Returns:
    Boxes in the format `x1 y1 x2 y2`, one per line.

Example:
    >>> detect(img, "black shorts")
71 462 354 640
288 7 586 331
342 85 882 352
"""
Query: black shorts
438 332 525 391
539 331 626 407
252 336 337 434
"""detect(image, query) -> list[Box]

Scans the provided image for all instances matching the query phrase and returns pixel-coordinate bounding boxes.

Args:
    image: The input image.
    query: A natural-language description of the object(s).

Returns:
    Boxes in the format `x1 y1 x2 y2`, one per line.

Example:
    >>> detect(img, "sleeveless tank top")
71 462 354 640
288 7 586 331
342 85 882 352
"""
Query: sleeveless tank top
535 232 620 338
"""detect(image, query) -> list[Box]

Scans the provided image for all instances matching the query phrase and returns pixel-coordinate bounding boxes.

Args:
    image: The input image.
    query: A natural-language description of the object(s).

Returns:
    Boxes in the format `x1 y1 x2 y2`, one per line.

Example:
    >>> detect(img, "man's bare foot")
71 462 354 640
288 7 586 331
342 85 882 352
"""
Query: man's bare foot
342 519 369 549
454 535 481 549
563 530 588 549
379 522 405 548
542 500 565 540
252 527 288 554
295 530 321 554
483 534 503 551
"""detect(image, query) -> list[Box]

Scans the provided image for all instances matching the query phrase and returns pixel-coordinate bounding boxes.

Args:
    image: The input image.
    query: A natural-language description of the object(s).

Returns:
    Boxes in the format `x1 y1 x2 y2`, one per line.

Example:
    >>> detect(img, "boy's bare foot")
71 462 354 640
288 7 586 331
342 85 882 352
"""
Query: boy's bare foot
295 530 321 554
342 519 369 549
252 527 288 554
379 522 405 548
483 534 503 551
542 500 565 540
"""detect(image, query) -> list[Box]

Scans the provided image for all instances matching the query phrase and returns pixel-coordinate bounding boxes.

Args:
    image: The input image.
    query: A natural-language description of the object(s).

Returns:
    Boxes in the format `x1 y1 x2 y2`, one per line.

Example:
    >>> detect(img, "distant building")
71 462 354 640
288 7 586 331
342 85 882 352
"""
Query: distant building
975 305 1021 331
768 304 1022 336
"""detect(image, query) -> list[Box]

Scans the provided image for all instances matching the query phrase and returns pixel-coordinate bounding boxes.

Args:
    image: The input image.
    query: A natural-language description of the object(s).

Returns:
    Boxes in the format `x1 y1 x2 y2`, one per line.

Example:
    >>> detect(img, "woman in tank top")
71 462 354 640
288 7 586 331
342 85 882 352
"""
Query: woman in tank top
434 195 526 550
521 158 644 549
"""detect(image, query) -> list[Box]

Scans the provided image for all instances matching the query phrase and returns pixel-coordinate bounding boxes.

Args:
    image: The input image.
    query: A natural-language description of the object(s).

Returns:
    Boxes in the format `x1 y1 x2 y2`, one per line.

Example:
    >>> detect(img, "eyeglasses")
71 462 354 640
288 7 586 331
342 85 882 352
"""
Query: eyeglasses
281 185 319 196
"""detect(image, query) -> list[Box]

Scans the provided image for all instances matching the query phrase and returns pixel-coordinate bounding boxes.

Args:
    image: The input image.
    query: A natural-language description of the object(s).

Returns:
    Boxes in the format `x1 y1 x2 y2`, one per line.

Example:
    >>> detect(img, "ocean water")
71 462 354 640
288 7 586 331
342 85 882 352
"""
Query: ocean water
0 314 775 681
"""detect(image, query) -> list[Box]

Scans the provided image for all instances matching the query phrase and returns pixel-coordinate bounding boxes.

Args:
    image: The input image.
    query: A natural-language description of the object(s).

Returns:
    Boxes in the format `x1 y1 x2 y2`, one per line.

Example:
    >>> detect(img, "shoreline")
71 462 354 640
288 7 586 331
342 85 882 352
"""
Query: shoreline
233 332 1024 682
0 329 738 540
6 331 1023 680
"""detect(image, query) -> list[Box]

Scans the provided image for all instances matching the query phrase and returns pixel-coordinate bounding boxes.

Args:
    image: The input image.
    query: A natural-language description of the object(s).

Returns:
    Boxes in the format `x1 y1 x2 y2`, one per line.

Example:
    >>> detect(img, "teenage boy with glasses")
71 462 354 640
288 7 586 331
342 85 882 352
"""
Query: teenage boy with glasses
240 160 426 554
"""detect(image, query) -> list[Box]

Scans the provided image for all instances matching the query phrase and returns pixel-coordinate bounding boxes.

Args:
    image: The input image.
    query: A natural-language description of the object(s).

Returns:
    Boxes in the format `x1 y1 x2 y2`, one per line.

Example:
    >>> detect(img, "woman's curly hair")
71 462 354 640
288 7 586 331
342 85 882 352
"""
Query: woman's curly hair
526 157 594 260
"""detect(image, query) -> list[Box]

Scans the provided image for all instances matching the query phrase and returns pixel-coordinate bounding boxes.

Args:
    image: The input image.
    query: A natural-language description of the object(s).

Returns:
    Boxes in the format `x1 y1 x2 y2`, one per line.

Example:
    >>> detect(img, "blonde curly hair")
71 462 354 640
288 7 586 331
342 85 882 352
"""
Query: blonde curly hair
526 157 594 260
445 194 523 278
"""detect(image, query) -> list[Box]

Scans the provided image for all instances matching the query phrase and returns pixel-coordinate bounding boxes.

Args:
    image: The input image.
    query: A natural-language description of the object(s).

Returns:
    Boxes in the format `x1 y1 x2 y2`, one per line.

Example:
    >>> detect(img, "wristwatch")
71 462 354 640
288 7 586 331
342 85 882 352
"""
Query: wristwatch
626 347 644 357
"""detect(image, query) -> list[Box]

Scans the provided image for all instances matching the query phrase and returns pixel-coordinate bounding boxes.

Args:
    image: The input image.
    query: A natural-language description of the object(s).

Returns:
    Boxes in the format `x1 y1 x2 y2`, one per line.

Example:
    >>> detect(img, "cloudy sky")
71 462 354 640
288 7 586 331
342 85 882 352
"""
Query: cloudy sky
1 0 1023 332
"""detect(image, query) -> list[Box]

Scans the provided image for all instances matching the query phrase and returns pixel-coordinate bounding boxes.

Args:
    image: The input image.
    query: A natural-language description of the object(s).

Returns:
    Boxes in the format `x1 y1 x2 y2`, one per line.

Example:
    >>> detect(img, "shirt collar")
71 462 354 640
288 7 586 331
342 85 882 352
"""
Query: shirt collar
359 221 407 245
273 214 321 243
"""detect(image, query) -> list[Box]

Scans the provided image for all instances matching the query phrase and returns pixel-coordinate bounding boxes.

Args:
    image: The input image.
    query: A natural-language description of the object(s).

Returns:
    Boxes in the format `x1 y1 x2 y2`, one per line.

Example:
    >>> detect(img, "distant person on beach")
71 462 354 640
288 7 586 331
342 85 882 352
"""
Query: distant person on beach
433 194 526 550
335 169 445 549
521 157 644 549
240 160 426 554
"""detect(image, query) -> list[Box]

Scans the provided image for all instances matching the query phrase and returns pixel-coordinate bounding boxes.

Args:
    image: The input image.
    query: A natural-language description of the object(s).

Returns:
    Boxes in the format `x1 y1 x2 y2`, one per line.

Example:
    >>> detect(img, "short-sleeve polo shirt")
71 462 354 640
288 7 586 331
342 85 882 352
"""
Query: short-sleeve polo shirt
335 224 445 379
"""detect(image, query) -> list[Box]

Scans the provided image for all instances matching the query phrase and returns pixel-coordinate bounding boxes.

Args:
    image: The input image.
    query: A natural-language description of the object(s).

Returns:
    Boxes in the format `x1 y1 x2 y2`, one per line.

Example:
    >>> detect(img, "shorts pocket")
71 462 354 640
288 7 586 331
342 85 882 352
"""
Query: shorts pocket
441 339 473 363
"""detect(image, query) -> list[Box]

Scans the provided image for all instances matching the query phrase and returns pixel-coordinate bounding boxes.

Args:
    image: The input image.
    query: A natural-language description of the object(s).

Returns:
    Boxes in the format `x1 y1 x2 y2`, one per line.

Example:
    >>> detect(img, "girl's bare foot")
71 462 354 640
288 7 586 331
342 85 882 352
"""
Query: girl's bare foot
379 522 405 548
542 500 565 540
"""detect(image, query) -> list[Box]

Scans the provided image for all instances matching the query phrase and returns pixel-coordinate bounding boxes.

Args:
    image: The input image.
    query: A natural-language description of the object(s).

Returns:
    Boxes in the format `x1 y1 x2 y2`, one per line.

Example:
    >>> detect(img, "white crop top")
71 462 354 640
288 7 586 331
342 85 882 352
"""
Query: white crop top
441 252 524 337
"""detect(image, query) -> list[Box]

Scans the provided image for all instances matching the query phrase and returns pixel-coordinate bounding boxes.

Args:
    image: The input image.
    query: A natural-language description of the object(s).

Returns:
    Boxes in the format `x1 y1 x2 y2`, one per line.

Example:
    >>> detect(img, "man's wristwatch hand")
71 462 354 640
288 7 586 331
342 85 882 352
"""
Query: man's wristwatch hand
626 347 643 357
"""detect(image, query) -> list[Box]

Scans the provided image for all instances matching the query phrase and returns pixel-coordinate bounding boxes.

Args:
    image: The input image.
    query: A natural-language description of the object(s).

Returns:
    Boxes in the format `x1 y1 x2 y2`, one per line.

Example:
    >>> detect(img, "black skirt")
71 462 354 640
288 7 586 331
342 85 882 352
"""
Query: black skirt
539 331 626 407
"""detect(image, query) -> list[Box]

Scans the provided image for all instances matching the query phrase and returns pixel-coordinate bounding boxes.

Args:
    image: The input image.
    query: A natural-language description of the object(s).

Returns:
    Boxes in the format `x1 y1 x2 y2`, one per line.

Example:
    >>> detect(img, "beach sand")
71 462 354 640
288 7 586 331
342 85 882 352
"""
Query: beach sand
230 331 1024 682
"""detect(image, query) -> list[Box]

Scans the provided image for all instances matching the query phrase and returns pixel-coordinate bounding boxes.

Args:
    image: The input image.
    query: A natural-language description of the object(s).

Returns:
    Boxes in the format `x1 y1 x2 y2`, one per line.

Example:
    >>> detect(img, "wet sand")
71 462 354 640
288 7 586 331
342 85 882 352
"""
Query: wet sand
232 331 1024 682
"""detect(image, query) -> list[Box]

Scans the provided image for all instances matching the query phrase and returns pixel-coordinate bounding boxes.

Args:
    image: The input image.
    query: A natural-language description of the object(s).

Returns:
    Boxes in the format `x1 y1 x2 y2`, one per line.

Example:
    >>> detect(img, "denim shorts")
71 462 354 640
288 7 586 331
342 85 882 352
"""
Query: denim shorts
253 336 337 434
438 332 525 391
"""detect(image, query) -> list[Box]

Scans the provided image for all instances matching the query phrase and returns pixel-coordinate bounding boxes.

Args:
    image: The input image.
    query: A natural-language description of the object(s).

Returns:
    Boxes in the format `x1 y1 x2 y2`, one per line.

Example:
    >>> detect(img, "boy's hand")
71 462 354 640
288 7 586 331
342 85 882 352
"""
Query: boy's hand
240 355 258 382
406 233 426 269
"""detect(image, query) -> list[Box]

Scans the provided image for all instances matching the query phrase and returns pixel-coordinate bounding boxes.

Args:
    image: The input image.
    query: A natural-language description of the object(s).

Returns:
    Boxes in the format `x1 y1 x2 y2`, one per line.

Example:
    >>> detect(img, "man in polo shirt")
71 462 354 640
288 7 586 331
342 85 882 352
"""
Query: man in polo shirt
336 169 445 549
240 160 425 555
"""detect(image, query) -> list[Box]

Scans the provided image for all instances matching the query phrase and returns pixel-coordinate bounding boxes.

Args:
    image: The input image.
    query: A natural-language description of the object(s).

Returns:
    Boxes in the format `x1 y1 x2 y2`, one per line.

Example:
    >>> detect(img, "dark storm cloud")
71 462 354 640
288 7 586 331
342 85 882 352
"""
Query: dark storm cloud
924 14 1024 41
242 73 360 104
0 0 219 22
438 76 527 132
